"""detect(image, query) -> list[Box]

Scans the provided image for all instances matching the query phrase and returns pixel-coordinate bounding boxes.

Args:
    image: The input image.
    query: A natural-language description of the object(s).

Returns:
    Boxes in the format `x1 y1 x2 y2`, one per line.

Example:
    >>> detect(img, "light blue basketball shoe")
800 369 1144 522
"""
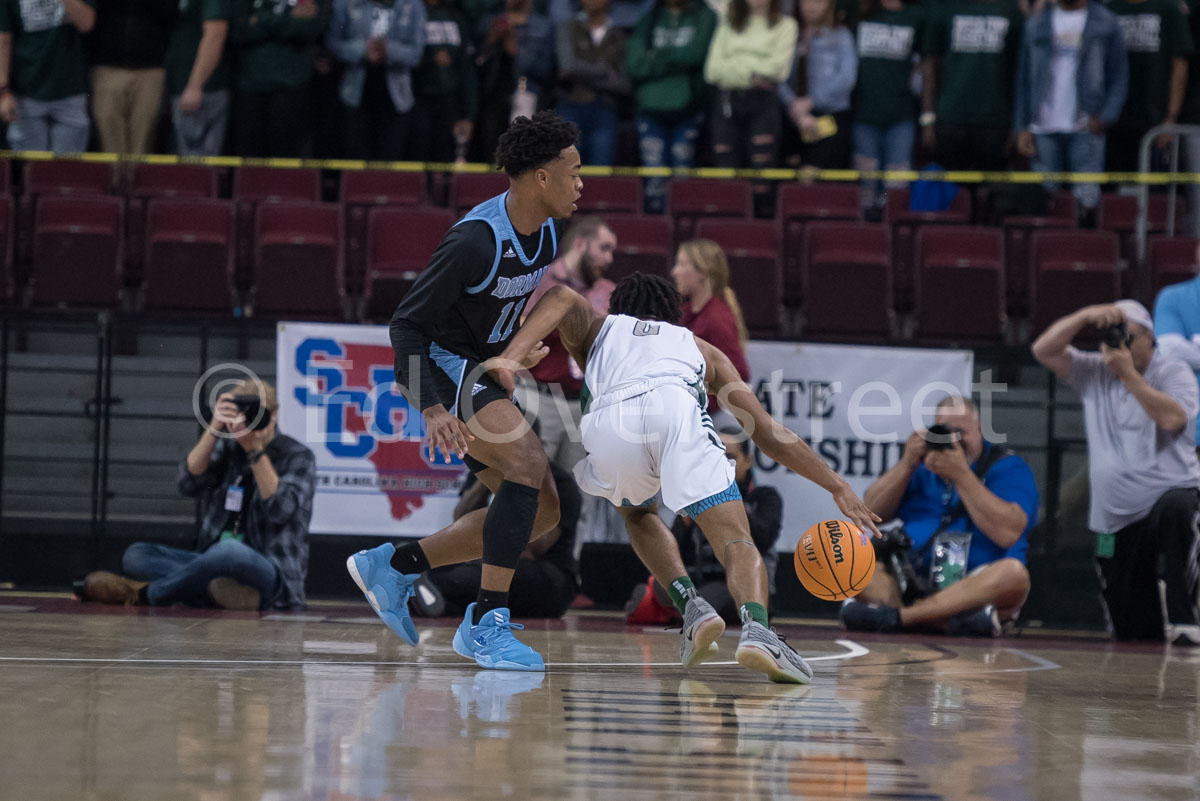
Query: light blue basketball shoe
452 603 545 671
346 543 420 646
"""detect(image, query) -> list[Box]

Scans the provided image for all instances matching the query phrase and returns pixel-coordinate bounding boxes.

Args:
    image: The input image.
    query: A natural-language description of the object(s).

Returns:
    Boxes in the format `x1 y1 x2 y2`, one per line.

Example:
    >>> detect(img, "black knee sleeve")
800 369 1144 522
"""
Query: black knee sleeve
481 480 540 569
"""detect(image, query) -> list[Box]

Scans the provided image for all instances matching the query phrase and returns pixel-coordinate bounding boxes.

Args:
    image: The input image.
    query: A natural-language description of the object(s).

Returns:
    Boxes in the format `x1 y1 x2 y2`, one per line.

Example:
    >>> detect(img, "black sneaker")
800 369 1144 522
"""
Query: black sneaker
839 598 901 633
947 605 1002 637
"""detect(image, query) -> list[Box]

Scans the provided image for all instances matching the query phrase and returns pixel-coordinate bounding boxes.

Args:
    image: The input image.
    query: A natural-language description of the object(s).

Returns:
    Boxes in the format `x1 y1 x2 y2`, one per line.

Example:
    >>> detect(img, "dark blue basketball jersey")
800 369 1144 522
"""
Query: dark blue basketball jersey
392 192 562 364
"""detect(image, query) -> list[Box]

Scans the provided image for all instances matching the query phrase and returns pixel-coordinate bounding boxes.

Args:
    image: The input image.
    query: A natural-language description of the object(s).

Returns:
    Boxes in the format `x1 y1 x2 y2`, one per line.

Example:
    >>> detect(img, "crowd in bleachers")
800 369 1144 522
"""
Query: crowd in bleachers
2 0 1200 212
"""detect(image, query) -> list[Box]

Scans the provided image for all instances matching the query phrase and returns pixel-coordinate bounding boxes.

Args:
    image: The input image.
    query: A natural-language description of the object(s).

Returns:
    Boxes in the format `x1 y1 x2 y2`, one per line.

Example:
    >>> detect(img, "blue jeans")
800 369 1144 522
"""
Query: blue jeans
171 90 230 157
7 94 89 153
123 540 280 608
636 111 703 214
558 100 617 166
1033 131 1105 210
852 120 915 208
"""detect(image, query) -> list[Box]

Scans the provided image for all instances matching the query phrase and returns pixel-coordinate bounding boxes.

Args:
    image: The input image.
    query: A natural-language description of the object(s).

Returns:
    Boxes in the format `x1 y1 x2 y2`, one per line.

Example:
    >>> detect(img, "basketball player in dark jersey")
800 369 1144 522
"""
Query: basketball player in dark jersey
347 112 582 671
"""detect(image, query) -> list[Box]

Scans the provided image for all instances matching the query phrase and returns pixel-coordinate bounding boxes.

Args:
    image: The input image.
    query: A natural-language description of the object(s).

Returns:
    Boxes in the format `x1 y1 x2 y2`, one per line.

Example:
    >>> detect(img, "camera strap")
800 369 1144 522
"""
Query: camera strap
920 442 1013 558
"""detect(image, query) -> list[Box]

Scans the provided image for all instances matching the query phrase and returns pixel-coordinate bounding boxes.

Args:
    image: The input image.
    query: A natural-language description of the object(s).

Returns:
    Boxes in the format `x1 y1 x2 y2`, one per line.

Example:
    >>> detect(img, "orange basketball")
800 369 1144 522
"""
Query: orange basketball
793 519 875 601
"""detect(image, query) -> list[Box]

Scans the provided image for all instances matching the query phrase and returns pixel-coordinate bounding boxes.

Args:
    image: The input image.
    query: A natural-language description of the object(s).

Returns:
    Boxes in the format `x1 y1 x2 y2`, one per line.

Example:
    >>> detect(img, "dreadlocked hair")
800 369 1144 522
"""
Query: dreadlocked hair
494 111 580 178
609 273 682 324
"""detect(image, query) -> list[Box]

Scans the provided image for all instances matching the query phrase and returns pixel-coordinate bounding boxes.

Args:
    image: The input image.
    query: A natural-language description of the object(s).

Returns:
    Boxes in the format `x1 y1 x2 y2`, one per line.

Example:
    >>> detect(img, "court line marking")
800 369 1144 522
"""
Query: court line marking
0 639 870 669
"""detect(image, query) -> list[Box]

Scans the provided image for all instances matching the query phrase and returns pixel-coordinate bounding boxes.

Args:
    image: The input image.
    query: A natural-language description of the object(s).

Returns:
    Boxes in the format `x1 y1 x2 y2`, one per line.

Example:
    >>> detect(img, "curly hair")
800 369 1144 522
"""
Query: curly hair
494 111 580 177
608 273 682 324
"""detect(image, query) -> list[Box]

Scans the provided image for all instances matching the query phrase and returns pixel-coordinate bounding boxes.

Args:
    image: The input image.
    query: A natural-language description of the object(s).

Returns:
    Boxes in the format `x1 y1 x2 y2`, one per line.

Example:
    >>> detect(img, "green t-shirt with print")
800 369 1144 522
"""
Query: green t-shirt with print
0 0 93 101
853 3 926 126
1107 0 1194 131
165 0 233 96
1179 0 1200 123
925 0 1023 127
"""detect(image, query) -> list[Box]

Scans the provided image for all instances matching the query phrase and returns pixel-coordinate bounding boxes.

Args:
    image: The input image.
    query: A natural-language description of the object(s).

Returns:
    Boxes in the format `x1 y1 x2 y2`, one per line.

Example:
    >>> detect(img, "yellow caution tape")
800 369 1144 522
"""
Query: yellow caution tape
3 149 1200 184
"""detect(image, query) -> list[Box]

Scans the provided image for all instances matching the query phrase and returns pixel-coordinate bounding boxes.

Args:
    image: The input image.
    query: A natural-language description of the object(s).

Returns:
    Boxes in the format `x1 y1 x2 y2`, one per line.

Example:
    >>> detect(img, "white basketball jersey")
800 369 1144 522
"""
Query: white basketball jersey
582 315 707 412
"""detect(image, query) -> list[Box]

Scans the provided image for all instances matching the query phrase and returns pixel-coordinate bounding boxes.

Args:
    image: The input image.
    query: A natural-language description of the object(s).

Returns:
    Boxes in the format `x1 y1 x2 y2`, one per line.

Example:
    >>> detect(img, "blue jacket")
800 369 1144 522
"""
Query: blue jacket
327 0 427 112
1014 1 1128 131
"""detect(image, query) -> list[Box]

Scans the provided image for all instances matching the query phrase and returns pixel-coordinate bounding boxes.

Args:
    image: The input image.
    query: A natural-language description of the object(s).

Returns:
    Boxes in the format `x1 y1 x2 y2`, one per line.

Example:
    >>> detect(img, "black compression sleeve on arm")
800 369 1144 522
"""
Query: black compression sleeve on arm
390 317 441 412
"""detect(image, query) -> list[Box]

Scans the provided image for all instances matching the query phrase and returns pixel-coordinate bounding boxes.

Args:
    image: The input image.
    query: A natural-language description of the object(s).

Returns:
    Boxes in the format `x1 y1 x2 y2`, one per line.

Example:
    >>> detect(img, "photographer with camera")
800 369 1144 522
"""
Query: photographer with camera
840 396 1038 637
82 379 316 611
1033 301 1200 645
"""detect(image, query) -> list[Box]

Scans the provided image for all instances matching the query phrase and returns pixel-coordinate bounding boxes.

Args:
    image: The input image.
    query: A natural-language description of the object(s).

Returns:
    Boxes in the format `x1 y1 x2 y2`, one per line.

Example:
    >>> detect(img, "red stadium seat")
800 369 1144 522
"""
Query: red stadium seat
1031 230 1120 333
914 226 1006 342
604 215 674 284
233 167 322 291
1148 235 1198 298
143 199 235 313
778 183 861 305
884 186 972 310
1002 192 1076 315
695 219 784 338
362 206 456 321
341 171 429 295
130 164 218 199
451 173 510 215
19 161 115 270
252 202 344 319
1099 194 1184 274
127 164 220 288
30 195 124 307
802 222 893 338
233 166 321 203
24 160 113 197
575 176 642 215
668 179 752 244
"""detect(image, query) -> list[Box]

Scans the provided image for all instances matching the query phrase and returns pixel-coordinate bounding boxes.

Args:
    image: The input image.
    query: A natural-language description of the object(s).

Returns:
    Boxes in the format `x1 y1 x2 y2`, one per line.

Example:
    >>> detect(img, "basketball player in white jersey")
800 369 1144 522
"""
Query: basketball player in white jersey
488 273 881 683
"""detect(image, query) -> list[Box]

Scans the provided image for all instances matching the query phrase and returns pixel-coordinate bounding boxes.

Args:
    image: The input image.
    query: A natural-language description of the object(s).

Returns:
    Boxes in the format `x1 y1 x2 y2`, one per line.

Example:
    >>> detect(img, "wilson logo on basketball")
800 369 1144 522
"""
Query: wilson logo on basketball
828 527 845 565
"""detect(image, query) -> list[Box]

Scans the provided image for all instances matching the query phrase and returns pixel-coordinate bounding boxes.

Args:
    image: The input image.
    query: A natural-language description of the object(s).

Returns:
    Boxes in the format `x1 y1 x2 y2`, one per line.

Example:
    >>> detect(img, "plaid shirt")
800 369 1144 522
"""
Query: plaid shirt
177 433 316 609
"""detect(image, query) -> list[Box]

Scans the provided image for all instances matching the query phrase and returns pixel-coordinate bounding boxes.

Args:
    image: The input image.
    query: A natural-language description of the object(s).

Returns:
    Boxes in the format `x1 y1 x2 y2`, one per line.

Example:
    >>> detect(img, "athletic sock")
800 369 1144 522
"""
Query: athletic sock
474 590 510 624
665 575 696 615
391 542 431 575
740 602 769 627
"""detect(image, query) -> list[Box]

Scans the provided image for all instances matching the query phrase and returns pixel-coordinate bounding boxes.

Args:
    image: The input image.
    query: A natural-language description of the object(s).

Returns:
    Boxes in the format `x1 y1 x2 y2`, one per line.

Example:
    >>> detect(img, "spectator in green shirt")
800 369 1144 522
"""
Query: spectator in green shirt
230 0 326 158
1106 0 1192 173
627 0 715 212
852 0 925 216
0 0 96 153
922 0 1023 171
165 0 232 156
408 0 479 163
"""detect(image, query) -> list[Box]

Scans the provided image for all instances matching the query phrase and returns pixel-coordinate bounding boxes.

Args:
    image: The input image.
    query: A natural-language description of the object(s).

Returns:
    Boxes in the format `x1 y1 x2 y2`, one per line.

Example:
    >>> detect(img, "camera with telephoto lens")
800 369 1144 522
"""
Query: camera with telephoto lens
924 423 963 451
1102 321 1131 350
871 519 929 604
232 394 272 431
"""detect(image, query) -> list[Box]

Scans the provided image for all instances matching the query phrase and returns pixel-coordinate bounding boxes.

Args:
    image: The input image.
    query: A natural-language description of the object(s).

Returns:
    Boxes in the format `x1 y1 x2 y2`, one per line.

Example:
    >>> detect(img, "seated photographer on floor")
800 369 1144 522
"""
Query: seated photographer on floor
840 396 1039 637
82 381 315 610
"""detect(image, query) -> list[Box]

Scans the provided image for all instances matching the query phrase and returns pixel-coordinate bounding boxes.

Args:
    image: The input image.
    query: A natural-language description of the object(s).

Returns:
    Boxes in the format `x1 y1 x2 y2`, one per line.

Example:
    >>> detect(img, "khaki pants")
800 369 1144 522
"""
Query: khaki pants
91 66 165 155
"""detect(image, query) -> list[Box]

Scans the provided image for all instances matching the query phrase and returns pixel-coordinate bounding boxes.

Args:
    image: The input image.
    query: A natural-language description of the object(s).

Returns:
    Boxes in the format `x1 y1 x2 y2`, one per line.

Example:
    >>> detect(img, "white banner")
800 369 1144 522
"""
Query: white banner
276 325 972 542
276 321 467 536
746 342 974 553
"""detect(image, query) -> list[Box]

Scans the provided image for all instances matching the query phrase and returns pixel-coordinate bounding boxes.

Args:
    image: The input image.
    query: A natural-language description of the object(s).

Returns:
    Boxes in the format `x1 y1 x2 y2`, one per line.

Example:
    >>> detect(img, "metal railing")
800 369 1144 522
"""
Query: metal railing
1135 123 1200 269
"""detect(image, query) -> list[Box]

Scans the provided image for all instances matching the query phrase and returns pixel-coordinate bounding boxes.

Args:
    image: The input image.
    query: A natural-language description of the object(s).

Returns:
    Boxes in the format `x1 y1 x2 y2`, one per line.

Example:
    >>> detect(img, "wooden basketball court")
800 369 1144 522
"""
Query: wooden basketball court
1 595 1197 800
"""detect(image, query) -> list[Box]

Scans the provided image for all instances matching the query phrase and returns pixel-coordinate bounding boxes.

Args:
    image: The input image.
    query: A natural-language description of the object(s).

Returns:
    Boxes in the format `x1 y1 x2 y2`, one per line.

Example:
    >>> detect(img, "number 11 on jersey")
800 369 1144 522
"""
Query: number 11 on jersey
488 298 527 344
